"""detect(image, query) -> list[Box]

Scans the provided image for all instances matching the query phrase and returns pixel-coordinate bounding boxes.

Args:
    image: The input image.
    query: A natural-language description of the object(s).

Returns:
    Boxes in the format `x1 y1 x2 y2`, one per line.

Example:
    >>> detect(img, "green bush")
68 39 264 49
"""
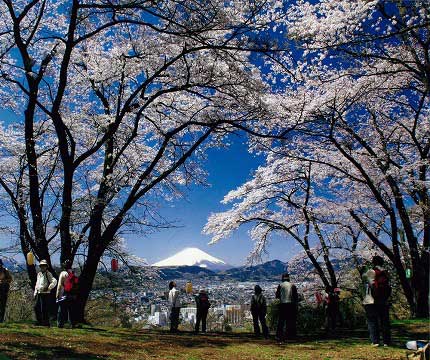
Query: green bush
266 297 368 334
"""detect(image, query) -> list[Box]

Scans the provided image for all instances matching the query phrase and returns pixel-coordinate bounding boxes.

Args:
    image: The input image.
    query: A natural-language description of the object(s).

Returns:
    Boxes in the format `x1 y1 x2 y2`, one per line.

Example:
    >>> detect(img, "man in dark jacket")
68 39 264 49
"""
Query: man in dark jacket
276 273 298 342
194 289 210 333
251 284 268 338
0 259 13 323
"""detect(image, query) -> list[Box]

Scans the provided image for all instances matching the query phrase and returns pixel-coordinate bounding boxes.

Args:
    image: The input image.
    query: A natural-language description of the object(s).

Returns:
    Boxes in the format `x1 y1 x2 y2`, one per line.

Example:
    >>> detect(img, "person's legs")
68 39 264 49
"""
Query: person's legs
201 309 208 333
378 304 391 345
285 304 297 339
365 304 380 345
276 304 287 341
259 311 269 339
40 294 50 326
195 310 201 332
327 305 336 332
57 301 67 328
0 285 9 323
170 307 180 331
252 311 261 335
34 294 43 325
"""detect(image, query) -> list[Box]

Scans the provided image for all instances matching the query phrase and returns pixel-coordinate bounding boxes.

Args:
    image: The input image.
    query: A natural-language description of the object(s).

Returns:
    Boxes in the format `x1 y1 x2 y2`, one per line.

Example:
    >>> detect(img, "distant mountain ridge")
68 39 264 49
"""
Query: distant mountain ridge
154 259 288 281
218 259 288 281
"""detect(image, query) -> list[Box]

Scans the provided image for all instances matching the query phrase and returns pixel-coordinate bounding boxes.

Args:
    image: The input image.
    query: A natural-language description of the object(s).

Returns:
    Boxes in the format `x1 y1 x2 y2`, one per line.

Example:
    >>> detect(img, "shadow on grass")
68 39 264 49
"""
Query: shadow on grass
2 342 107 360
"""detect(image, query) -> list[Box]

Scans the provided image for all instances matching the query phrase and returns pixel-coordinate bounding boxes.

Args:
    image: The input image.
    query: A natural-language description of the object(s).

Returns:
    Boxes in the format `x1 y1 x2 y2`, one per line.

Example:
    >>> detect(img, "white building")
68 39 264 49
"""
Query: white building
147 311 168 326
181 307 197 325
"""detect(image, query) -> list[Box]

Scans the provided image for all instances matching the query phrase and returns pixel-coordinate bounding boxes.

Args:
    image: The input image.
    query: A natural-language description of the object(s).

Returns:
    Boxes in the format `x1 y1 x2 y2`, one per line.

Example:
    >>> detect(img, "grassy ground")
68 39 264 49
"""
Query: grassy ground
0 319 428 360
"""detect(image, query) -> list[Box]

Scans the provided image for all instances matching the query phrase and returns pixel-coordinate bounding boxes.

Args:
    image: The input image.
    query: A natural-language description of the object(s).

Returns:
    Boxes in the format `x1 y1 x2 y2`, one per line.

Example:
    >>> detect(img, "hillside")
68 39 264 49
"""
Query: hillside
0 320 427 359
218 260 288 281
152 259 288 281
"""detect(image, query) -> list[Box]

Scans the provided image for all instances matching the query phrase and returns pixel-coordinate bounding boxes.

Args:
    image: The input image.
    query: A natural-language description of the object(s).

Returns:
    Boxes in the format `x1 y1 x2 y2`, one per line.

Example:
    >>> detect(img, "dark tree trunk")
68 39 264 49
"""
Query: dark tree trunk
75 253 101 323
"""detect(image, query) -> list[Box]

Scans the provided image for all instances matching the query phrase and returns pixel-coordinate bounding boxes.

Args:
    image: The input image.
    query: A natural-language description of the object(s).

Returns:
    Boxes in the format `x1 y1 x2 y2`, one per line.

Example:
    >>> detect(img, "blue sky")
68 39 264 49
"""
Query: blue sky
0 110 300 266
126 135 300 266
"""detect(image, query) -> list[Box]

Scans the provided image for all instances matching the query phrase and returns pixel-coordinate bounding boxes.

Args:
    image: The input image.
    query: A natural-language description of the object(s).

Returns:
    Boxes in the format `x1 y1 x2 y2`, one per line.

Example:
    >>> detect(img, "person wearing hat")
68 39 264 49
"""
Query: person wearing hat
251 284 268 338
0 259 13 323
275 273 298 342
194 289 211 333
34 260 57 326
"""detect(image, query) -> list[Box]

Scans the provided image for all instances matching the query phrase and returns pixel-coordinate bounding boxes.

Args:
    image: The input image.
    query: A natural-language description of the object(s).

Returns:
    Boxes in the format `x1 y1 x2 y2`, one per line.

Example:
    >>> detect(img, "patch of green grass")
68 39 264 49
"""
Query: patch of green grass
0 319 427 359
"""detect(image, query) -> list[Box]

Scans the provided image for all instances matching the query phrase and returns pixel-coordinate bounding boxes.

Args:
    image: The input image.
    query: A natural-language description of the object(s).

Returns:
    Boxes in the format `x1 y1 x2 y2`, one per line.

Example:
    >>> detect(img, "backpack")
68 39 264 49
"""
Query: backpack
64 270 79 295
371 268 391 303
198 293 210 309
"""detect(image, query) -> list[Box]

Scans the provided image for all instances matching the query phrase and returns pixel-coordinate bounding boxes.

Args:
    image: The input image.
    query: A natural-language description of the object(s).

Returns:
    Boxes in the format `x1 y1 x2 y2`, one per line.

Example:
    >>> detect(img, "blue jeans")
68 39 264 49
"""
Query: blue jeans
364 304 391 345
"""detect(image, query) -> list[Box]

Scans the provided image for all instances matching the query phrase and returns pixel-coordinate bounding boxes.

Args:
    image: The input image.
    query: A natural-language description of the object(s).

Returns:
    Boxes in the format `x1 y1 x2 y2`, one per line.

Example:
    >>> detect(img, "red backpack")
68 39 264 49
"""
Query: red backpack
371 268 391 303
64 270 79 295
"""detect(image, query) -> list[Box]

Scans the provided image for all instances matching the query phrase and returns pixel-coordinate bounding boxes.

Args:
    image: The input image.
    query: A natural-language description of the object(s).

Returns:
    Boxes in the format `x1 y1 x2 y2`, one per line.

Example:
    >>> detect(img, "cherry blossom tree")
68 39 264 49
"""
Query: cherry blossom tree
0 0 283 320
204 153 366 291
206 0 429 317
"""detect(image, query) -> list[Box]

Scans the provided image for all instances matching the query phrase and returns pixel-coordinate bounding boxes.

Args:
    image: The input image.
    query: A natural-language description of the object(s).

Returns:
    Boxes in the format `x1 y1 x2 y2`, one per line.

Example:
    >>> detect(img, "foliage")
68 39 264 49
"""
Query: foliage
205 0 430 318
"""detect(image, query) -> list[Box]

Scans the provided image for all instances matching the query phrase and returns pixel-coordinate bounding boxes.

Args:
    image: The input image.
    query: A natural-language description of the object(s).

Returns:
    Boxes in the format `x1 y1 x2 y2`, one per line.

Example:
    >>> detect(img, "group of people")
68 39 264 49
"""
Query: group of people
168 280 212 333
166 257 392 347
167 273 299 342
1 256 392 347
0 258 79 328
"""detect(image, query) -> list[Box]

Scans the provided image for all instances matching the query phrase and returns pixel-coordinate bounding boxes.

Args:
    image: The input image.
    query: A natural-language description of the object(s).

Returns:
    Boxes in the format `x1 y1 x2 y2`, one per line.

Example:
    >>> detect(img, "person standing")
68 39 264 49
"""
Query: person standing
0 259 13 323
324 286 340 334
194 289 211 333
34 260 57 326
168 281 181 332
251 285 269 339
362 255 391 347
56 260 79 328
276 273 298 342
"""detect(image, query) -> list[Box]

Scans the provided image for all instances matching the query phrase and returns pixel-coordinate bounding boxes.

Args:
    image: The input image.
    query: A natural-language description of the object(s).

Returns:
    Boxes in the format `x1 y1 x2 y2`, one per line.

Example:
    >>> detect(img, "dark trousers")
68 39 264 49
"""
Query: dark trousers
57 296 76 328
276 303 297 341
34 293 51 326
0 284 10 323
252 310 268 338
326 304 340 331
195 308 208 332
170 307 180 332
364 304 391 345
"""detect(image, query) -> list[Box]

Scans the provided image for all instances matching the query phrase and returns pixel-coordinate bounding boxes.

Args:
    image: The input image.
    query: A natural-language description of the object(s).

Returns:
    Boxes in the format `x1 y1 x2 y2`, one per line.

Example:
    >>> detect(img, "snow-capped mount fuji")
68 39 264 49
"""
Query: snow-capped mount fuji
153 247 231 271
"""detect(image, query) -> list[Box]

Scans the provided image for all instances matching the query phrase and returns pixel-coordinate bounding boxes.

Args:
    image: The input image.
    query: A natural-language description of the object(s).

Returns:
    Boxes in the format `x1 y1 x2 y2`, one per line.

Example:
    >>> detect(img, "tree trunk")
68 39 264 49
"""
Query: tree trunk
75 255 99 323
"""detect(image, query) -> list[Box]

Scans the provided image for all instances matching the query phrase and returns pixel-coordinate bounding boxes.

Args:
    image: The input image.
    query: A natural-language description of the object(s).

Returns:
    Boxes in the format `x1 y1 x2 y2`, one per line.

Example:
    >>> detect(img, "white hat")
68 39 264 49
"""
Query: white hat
39 259 48 266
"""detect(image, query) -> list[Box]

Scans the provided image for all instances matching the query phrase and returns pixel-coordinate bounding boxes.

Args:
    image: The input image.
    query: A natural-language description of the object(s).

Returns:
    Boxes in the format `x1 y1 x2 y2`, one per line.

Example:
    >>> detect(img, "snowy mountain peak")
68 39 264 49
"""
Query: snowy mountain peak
153 247 230 271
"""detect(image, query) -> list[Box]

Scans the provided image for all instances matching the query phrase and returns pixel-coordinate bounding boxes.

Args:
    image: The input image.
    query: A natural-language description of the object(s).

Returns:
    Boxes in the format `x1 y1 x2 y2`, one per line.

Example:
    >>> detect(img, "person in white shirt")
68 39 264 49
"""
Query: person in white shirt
34 259 57 326
168 281 181 332
275 273 298 342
